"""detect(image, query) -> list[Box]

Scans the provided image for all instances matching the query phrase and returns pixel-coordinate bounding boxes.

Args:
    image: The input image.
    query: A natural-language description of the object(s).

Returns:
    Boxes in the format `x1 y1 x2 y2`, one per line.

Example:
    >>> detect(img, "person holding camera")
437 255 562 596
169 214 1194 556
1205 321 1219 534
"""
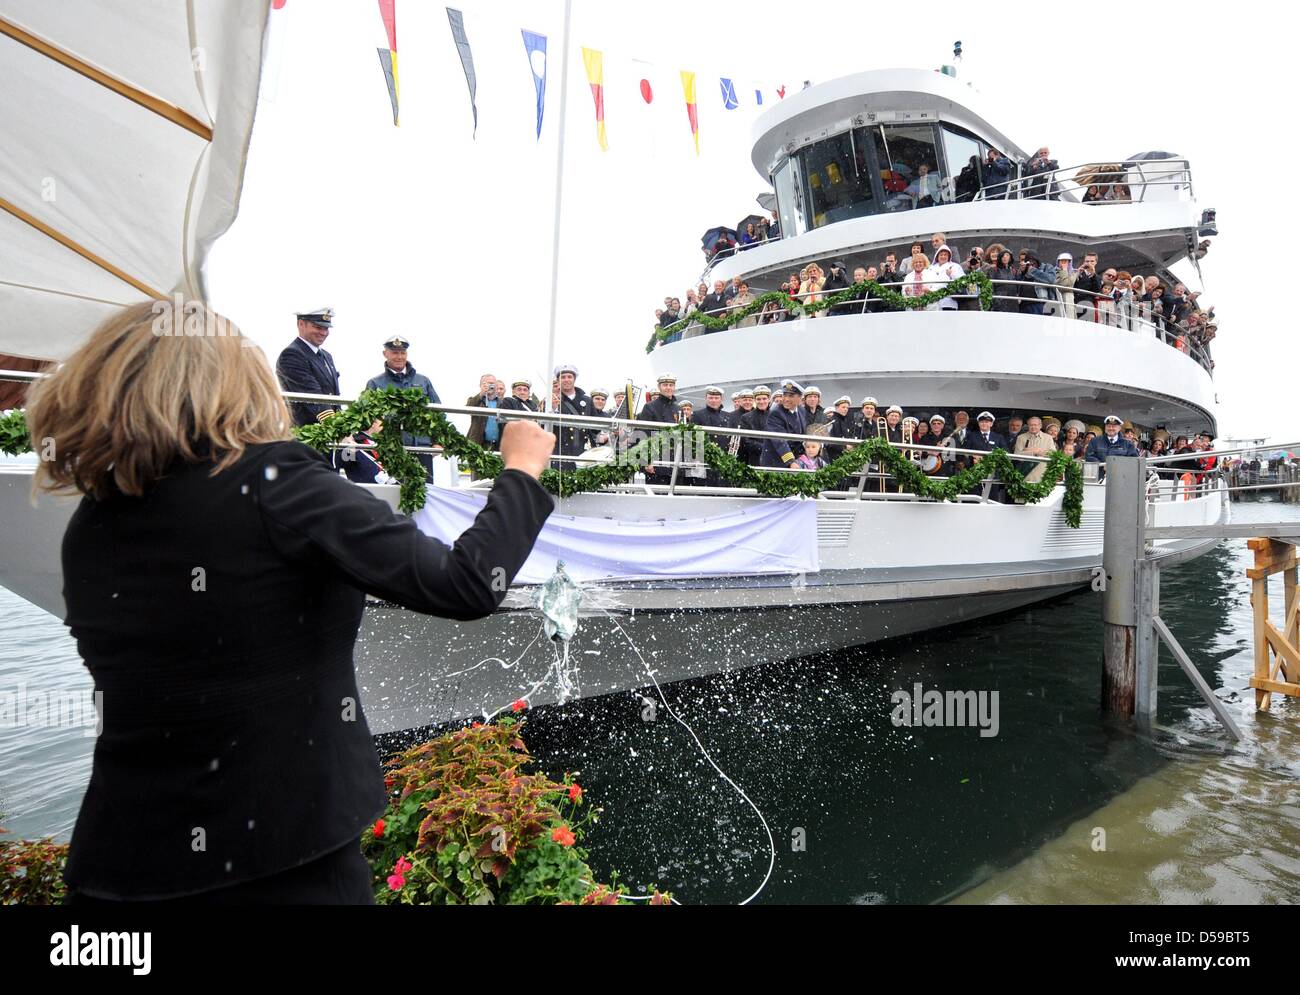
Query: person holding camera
1072 252 1103 320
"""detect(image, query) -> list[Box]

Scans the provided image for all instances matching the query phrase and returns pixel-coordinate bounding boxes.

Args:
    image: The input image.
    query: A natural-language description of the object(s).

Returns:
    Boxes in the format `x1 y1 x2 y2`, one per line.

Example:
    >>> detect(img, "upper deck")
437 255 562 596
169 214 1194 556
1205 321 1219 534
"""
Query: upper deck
715 69 1207 283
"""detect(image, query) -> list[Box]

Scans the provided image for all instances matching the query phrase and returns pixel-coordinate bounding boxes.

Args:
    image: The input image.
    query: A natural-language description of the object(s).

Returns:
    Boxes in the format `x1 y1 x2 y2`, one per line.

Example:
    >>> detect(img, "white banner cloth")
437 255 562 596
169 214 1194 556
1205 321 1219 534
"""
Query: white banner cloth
412 487 819 584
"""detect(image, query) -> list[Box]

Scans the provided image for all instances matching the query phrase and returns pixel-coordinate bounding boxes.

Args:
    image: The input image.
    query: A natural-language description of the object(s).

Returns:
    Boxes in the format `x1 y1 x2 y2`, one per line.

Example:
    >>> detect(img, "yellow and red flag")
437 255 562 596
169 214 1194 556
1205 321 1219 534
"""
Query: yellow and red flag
581 47 608 151
376 0 399 126
680 70 698 155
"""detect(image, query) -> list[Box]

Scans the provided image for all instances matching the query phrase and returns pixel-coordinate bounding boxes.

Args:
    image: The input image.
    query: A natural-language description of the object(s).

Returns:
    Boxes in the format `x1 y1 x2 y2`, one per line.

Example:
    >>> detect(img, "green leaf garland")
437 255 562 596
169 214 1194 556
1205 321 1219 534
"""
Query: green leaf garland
646 271 995 353
0 388 1082 525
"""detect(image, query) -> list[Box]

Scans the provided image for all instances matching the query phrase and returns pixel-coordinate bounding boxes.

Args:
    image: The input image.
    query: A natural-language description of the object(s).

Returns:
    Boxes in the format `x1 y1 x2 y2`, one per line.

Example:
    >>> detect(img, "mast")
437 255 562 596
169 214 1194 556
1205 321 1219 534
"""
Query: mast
543 0 574 390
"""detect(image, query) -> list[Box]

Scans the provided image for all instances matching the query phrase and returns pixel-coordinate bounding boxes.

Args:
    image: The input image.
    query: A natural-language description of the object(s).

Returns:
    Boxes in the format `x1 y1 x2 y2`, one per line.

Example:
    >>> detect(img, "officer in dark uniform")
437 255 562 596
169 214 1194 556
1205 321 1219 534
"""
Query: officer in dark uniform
552 363 597 473
967 410 1009 501
365 335 441 481
275 308 379 483
638 374 682 424
638 374 681 478
276 307 342 427
690 386 731 485
761 380 809 468
1085 414 1140 463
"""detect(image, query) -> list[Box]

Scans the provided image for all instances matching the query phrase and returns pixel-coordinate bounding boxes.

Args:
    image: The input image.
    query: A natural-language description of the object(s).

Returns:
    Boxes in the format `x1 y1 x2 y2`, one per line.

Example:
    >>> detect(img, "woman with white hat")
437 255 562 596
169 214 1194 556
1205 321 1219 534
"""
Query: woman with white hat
924 245 965 311
1054 251 1077 319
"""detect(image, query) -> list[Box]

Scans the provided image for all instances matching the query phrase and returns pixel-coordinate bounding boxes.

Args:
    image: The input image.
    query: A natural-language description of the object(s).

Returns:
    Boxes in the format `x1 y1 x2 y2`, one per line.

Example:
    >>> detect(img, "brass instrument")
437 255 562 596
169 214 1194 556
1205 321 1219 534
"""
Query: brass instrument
900 420 914 492
876 416 888 493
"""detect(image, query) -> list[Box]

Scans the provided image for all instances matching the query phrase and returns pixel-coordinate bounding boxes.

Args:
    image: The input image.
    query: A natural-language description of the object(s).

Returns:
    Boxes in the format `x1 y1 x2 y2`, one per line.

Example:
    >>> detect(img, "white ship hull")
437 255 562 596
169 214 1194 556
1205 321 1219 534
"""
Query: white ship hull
0 464 1228 735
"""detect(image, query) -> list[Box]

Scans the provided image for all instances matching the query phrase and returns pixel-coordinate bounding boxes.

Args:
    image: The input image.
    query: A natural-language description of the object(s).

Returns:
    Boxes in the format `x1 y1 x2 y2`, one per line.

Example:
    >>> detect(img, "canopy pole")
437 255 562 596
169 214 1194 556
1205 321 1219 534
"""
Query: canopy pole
542 0 573 392
0 196 166 299
0 16 212 140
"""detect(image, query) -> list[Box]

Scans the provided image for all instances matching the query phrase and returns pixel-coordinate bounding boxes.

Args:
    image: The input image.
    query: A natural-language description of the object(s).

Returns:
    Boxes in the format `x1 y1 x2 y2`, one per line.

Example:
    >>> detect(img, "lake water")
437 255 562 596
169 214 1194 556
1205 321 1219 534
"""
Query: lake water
3 500 1299 904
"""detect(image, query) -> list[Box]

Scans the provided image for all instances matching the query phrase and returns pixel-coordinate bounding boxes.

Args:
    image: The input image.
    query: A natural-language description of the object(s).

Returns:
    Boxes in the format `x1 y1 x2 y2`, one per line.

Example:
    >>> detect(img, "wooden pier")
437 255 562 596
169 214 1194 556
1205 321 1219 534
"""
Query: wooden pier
1246 538 1300 709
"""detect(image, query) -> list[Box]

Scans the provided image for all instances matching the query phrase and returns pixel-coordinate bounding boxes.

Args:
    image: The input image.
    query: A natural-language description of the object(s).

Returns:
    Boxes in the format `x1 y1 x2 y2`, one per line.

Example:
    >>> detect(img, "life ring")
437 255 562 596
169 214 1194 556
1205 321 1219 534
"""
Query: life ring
1179 471 1196 500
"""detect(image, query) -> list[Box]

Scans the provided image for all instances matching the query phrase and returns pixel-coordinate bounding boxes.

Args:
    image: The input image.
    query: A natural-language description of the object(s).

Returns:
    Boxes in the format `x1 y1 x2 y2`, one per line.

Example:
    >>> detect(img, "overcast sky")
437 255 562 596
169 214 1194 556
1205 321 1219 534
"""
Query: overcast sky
206 0 1294 440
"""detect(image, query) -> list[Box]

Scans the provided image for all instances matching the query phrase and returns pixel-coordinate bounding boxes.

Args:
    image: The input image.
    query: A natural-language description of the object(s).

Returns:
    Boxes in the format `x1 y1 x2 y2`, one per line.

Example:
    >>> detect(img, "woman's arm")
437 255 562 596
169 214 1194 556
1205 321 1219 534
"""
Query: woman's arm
254 442 553 620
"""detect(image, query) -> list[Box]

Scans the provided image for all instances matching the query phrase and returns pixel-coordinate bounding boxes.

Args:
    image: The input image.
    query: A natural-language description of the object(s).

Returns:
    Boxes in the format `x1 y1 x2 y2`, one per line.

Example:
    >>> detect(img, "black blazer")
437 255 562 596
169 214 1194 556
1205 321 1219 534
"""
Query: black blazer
966 430 1008 454
276 337 342 427
60 440 553 899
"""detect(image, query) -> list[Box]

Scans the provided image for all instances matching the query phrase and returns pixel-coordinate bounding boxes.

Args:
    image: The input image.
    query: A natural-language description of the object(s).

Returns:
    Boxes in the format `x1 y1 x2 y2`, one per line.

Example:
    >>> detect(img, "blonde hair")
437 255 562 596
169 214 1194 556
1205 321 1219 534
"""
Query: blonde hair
26 300 291 500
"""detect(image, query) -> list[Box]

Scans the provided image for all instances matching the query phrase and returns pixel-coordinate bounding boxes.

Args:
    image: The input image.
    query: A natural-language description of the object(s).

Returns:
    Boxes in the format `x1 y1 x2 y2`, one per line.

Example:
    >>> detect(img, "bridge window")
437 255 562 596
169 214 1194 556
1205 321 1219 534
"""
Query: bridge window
801 130 877 228
877 123 942 212
773 156 808 238
941 126 986 204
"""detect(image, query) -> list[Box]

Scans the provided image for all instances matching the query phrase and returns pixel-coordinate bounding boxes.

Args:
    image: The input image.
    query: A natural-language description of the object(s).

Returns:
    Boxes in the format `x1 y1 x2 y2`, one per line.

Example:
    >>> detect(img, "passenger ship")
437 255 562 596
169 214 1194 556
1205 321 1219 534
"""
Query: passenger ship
0 21 1226 737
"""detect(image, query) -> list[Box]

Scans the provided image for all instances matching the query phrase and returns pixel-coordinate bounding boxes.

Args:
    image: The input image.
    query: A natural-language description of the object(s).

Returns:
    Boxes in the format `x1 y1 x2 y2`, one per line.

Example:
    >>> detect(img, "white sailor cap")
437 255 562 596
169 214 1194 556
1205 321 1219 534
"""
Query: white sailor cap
929 413 946 424
860 396 879 407
781 379 804 395
804 385 822 397
886 404 903 415
730 391 740 401
737 388 755 399
705 385 723 396
511 378 532 389
657 372 677 385
679 398 694 408
977 410 996 421
554 363 578 378
902 416 919 425
834 394 852 406
1104 414 1123 425
753 384 772 396
590 387 609 398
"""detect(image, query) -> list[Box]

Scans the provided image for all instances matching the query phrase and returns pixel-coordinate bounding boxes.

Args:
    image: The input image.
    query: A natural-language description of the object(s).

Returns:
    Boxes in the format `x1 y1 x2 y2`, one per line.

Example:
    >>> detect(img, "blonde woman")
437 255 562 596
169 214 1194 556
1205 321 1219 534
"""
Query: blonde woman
902 252 931 300
26 301 556 905
803 263 827 317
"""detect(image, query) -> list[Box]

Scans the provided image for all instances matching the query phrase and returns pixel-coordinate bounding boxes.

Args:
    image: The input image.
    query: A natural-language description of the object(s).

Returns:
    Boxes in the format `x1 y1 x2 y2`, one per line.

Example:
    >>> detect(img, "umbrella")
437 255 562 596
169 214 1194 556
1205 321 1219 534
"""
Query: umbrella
755 192 775 212
0 2 268 362
1125 150 1179 161
700 226 738 257
735 214 766 238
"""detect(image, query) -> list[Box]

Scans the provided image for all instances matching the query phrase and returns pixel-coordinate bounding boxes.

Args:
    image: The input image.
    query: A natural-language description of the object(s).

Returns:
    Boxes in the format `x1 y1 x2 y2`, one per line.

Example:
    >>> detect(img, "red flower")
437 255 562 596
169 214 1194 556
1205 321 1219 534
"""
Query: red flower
372 818 385 838
393 856 412 875
471 721 483 729
384 775 396 789
511 699 527 713
568 783 583 802
387 873 405 891
551 825 575 847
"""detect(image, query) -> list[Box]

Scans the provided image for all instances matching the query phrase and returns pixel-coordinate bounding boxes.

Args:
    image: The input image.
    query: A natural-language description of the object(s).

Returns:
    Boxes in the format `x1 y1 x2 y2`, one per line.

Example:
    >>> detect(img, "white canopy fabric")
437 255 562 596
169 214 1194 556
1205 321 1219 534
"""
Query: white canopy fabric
0 0 269 360
414 487 820 584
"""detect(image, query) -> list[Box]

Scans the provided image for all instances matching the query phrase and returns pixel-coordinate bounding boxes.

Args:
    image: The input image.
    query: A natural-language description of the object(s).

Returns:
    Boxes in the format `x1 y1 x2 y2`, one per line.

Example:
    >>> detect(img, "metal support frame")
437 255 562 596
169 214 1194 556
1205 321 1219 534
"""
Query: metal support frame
1151 616 1242 740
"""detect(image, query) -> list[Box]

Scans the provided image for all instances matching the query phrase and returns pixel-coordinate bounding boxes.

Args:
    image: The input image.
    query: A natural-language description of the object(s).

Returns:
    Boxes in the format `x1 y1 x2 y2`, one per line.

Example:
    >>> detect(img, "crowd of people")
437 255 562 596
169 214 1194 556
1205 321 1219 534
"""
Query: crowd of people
472 365 1220 496
273 308 1216 494
655 231 1217 365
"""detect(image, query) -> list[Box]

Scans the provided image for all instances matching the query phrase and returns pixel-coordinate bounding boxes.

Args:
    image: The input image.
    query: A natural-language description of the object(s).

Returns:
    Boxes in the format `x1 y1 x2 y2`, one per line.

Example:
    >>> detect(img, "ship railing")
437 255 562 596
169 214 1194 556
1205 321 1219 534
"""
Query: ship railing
0 370 1064 503
972 157 1193 205
680 277 1213 375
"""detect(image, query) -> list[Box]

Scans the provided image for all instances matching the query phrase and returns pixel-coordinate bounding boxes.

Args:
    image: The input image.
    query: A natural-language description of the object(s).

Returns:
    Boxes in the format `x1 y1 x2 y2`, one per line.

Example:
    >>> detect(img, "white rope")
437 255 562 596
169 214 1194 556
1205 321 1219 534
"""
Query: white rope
596 608 776 906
